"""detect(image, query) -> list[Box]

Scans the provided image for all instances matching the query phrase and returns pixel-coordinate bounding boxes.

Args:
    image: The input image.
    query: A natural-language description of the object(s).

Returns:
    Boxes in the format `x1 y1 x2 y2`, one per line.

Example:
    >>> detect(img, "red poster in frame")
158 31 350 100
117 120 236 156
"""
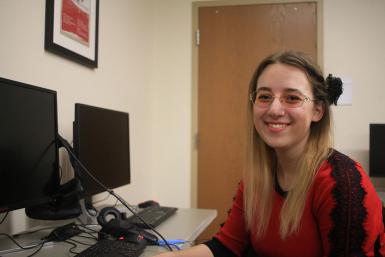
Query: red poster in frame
45 0 99 68
61 0 90 45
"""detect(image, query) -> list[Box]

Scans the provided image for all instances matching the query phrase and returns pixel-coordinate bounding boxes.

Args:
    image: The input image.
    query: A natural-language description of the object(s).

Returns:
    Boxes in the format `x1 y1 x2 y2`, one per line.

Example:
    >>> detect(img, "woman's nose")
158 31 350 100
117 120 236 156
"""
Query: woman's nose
267 97 285 116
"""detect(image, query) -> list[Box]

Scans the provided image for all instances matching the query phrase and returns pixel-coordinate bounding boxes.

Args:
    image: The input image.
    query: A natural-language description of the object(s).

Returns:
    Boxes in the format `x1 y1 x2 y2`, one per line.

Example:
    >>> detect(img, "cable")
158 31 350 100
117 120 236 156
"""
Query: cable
13 224 73 237
113 196 119 207
0 211 8 224
75 234 99 240
25 240 47 257
58 135 174 251
84 203 98 217
169 244 181 250
67 238 94 246
75 223 100 236
72 224 99 240
63 240 79 255
158 239 188 250
0 233 49 257
109 191 173 251
0 233 44 250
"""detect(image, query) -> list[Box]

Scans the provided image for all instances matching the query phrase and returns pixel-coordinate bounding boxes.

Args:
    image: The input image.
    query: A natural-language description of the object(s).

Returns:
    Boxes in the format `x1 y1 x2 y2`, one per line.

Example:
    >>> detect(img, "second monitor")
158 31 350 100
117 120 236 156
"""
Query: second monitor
73 103 131 203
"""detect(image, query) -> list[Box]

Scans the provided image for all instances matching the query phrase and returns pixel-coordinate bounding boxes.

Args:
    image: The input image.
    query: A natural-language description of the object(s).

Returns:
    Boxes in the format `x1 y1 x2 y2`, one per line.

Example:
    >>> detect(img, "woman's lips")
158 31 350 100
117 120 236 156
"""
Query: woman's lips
266 122 288 132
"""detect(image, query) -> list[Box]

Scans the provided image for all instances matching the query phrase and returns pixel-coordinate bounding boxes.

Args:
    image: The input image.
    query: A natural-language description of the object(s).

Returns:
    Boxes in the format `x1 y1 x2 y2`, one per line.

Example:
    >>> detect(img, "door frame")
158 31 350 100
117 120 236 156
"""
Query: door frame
191 0 324 207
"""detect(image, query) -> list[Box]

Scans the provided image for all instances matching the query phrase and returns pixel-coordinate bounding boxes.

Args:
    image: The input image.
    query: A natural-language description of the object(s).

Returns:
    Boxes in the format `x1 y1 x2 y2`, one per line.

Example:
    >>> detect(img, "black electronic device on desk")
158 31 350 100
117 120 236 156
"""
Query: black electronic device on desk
73 213 158 257
74 239 146 257
73 103 131 212
98 218 159 245
0 77 82 220
126 203 178 229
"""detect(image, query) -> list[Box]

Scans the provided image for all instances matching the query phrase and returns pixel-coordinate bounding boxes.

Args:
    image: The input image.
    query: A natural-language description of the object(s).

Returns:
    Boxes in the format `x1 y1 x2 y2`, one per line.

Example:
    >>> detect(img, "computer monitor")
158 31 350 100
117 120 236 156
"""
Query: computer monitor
73 103 131 201
369 123 385 177
0 77 60 213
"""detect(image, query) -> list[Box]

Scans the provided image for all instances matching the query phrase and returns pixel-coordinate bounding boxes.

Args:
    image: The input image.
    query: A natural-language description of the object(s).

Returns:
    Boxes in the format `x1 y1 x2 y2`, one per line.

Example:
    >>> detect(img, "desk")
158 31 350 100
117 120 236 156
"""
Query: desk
377 191 385 202
0 208 217 257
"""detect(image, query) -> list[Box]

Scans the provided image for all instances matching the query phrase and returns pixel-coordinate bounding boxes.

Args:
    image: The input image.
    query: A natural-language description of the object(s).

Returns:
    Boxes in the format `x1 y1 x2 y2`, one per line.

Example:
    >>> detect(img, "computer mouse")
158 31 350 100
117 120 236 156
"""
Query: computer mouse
122 229 148 244
138 229 159 245
123 227 159 245
138 200 160 208
99 219 158 245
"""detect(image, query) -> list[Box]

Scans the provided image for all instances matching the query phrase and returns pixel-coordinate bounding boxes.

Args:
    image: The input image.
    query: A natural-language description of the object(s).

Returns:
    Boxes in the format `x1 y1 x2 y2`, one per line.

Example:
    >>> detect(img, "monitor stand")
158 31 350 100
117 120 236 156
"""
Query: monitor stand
83 196 98 217
25 178 82 220
75 198 96 224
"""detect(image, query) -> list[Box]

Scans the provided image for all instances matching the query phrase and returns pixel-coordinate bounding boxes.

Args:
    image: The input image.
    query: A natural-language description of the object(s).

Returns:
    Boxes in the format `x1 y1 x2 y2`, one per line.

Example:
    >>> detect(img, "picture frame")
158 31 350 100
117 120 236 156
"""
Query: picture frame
45 0 99 68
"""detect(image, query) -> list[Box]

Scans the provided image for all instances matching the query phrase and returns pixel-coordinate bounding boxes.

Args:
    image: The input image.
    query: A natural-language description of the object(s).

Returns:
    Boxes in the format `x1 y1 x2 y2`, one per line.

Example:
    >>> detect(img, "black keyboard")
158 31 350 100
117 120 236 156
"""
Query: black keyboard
74 239 146 257
126 206 178 228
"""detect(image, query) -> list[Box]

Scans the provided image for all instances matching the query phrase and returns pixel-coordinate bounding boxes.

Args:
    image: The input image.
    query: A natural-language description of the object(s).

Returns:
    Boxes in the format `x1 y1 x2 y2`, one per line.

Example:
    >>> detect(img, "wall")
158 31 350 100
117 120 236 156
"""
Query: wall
323 0 385 187
148 0 194 207
0 0 159 233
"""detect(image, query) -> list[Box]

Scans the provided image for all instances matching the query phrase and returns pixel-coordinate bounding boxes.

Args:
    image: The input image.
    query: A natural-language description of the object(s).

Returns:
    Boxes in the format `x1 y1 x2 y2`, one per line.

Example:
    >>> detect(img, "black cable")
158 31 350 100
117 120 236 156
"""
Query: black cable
0 233 49 257
13 224 73 237
0 212 8 224
58 135 174 251
25 240 48 257
76 222 126 243
67 238 94 246
75 223 100 237
113 197 119 207
70 224 98 240
72 224 98 238
63 240 79 255
109 191 173 251
85 205 98 217
0 233 44 250
74 234 98 240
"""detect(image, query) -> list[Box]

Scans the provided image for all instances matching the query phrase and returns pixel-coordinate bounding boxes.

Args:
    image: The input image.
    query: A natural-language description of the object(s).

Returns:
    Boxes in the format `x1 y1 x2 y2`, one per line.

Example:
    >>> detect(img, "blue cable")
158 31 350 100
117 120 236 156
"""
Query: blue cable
158 239 186 246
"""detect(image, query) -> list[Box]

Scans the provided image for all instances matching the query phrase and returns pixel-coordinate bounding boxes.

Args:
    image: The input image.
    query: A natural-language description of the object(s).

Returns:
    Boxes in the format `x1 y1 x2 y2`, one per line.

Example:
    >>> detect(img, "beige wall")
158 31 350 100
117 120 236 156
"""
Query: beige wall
324 0 385 174
0 0 160 233
322 0 385 188
1 0 385 233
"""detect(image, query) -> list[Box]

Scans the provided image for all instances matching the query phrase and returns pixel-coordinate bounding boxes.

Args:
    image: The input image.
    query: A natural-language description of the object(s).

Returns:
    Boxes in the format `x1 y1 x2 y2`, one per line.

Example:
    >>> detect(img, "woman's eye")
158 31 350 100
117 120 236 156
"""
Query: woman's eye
257 94 273 102
285 95 302 103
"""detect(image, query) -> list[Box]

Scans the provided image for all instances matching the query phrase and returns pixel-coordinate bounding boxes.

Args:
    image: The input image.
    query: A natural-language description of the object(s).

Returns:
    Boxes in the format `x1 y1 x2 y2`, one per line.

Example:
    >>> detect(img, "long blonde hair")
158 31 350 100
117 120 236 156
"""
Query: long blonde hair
244 51 333 239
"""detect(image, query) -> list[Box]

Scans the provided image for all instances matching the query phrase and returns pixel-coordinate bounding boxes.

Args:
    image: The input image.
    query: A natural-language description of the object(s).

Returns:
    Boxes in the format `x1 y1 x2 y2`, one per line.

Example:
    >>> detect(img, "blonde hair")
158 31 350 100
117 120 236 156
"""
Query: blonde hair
244 51 333 239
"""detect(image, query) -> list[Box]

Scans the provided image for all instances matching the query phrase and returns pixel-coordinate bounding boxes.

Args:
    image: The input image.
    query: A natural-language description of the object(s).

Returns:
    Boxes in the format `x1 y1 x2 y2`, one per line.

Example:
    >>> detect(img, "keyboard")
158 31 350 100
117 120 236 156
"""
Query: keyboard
126 206 178 228
74 239 146 257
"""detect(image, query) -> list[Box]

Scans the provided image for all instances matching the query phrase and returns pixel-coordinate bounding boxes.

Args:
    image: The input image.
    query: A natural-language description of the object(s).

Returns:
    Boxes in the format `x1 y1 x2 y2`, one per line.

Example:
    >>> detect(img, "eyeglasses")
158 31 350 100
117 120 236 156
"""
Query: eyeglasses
249 89 315 108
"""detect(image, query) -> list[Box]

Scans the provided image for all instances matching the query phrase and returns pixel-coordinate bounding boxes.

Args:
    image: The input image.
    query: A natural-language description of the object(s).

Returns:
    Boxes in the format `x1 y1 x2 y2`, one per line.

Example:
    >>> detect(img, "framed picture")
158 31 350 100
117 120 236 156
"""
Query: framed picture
45 0 99 68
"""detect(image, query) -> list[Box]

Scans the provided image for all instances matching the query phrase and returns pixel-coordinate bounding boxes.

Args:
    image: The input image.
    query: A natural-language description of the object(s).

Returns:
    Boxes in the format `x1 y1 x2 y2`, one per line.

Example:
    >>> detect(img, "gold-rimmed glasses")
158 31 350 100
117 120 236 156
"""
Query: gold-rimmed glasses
249 89 315 108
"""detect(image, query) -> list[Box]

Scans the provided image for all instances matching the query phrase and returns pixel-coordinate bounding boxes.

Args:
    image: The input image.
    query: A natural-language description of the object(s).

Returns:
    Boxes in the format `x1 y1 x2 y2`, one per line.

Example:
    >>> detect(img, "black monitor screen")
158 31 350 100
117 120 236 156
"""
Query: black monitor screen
0 77 59 213
73 103 130 198
370 123 385 177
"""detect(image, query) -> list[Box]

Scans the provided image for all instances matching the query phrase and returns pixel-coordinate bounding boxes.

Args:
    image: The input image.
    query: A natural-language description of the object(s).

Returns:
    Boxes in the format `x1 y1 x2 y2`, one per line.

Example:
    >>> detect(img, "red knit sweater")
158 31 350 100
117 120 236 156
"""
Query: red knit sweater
213 151 385 257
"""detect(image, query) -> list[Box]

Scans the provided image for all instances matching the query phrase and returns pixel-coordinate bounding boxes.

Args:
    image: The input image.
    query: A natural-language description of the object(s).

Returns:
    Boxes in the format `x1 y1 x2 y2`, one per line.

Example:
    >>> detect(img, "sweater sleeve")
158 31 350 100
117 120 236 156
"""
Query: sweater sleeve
211 182 250 257
312 151 385 256
203 237 238 257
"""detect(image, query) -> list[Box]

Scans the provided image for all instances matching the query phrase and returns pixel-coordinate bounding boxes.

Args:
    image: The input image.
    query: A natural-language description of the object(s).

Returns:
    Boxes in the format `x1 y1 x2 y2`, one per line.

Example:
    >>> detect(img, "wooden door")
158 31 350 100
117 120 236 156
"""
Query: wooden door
197 2 317 241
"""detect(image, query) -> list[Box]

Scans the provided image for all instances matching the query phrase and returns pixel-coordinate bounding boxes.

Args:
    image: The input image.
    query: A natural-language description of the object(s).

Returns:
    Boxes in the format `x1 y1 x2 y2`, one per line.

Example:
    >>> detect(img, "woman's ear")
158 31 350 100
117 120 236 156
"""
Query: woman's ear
312 102 325 122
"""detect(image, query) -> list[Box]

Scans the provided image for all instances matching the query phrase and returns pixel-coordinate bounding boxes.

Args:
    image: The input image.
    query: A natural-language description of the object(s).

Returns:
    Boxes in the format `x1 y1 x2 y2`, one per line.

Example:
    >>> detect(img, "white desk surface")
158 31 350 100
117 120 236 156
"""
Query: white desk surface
0 208 217 257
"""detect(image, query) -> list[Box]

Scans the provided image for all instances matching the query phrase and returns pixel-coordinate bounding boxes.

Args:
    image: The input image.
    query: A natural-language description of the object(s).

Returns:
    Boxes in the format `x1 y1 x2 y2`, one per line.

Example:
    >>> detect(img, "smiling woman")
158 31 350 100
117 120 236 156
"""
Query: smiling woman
153 51 385 257
251 63 324 155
